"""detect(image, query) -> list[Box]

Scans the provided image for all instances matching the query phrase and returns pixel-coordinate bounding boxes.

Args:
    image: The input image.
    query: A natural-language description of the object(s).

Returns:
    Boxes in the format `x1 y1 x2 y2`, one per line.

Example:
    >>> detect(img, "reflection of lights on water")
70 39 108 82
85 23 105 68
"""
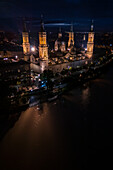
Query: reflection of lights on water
33 103 49 127
41 84 46 87
82 87 90 105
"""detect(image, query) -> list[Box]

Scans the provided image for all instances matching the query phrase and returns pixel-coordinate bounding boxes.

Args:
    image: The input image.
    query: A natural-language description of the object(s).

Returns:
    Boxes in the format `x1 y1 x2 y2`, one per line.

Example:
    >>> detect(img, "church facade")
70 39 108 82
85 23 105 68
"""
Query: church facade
22 22 30 56
86 21 94 58
22 19 94 73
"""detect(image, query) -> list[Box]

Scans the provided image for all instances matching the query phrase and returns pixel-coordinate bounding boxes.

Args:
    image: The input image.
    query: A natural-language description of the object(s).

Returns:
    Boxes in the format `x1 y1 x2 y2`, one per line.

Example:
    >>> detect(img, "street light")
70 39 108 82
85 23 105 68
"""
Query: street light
31 47 35 52
15 55 18 59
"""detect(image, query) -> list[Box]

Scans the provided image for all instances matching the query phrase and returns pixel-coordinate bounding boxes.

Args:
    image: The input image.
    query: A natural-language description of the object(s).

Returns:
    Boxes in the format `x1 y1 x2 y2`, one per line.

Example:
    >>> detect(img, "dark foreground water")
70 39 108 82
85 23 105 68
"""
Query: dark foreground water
0 64 113 170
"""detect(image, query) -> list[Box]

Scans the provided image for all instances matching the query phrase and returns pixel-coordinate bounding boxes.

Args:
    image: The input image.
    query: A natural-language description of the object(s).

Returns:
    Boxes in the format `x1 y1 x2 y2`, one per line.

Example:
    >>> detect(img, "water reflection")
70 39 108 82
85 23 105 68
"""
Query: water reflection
82 86 90 106
1 64 113 169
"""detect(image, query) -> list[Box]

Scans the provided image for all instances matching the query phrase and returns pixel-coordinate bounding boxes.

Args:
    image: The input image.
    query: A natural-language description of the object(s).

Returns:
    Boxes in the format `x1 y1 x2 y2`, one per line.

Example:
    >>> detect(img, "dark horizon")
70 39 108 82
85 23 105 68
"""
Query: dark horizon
0 0 113 32
0 17 113 33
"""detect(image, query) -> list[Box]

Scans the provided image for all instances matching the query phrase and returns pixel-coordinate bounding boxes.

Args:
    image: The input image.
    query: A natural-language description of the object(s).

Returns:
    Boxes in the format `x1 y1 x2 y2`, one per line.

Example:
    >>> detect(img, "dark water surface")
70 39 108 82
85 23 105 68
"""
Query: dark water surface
0 64 113 170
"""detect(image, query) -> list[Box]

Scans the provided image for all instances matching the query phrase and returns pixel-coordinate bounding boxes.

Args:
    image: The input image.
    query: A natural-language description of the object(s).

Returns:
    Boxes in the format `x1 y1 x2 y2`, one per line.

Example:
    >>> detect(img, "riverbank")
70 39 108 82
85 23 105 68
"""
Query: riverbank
12 54 113 105
0 54 113 140
1 56 113 170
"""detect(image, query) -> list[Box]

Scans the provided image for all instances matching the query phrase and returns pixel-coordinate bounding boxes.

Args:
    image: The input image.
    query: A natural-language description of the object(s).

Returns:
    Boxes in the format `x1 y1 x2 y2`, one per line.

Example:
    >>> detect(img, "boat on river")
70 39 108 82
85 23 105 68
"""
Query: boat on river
48 95 58 102
29 100 40 107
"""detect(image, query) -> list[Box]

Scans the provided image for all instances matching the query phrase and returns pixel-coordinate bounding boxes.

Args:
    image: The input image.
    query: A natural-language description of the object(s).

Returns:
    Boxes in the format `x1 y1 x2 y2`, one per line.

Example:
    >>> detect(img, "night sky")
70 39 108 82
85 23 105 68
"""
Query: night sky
0 0 113 32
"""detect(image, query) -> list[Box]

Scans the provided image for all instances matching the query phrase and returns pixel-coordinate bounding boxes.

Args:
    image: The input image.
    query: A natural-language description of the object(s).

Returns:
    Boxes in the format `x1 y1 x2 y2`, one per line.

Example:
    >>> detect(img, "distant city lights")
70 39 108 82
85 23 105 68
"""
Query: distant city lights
85 61 88 64
3 58 8 60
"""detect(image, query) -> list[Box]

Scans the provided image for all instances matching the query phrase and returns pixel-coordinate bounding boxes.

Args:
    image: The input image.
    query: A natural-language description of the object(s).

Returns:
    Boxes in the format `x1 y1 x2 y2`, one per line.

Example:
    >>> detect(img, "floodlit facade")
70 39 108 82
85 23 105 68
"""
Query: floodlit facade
38 18 48 71
22 22 30 55
68 25 74 48
86 21 94 58
22 18 95 73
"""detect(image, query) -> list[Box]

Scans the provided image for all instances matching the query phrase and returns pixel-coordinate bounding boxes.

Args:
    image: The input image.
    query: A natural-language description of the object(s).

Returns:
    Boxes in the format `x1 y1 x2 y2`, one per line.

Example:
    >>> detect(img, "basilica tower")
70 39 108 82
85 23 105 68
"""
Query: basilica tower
39 17 48 71
86 21 94 58
68 25 74 48
58 27 62 38
22 21 30 55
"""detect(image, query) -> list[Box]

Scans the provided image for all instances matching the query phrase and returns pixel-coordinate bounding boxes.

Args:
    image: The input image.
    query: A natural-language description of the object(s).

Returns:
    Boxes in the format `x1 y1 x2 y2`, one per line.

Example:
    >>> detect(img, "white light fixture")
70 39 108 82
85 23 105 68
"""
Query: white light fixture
31 47 35 52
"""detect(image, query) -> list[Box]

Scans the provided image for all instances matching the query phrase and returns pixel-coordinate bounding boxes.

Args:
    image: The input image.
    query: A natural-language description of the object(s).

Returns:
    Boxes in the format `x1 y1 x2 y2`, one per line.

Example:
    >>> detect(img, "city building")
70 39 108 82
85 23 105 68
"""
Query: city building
38 17 49 72
67 25 74 51
22 21 31 58
86 21 94 58
54 28 66 52
24 18 95 73
0 31 23 59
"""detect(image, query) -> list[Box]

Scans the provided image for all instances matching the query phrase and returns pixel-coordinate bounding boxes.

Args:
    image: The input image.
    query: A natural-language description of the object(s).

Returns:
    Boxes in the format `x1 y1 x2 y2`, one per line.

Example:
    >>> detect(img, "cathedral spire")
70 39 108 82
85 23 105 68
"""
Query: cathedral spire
23 18 27 32
40 15 45 32
91 20 94 32
39 14 48 62
86 20 94 58
58 27 62 38
59 27 61 33
68 23 74 48
71 23 73 32
22 17 30 56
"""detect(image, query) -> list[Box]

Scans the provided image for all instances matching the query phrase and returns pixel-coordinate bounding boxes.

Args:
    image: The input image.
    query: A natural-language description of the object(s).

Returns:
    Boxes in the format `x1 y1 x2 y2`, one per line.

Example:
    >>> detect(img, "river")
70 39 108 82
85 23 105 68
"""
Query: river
0 62 113 170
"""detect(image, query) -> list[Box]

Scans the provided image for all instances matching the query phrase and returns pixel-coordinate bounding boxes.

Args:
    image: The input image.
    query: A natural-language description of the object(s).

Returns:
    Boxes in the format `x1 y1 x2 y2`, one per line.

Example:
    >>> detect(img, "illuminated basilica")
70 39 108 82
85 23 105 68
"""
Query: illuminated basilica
22 18 94 73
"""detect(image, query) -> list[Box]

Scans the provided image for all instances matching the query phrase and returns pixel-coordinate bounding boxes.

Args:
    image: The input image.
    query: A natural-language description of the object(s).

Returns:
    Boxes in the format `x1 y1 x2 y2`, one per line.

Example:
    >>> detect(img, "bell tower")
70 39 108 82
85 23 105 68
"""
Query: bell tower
58 27 62 38
39 16 48 72
54 40 58 51
68 24 74 48
39 17 48 60
86 20 94 58
22 20 30 55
